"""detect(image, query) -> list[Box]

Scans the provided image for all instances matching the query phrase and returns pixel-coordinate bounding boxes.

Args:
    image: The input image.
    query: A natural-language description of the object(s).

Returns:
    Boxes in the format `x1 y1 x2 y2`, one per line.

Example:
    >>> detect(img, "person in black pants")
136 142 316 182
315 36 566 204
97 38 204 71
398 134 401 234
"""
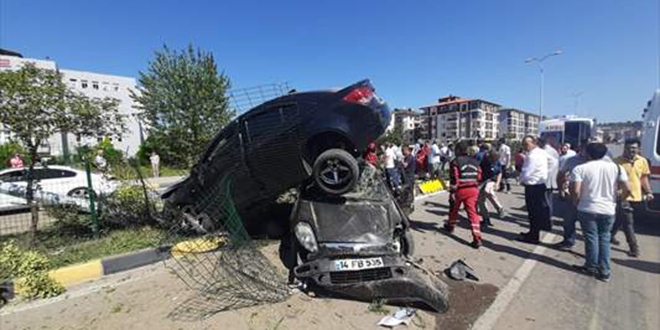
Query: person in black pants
518 136 551 244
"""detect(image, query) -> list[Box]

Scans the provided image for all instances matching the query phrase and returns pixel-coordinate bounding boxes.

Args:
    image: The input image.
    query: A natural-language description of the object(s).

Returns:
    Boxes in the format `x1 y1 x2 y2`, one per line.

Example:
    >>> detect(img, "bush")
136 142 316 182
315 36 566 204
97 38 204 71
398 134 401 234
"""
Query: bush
46 204 93 236
99 184 161 229
0 241 65 299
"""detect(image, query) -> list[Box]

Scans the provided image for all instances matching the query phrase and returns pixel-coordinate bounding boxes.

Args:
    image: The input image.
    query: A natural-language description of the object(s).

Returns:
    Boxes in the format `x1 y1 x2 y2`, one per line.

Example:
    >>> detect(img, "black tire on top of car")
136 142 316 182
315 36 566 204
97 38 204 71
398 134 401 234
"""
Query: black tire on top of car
312 148 359 195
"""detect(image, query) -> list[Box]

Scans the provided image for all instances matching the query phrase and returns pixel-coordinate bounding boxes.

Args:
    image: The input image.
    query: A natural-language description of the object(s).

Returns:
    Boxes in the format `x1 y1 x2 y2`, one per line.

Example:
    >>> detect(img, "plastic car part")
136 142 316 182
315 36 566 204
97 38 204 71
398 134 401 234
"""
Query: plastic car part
312 149 359 195
294 222 318 253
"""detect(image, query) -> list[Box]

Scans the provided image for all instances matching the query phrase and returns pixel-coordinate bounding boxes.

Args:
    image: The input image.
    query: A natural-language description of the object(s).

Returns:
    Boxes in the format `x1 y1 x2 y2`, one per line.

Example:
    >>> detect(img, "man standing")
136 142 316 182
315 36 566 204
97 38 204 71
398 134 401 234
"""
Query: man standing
430 141 441 179
498 138 512 193
611 138 653 257
518 136 551 244
570 143 629 282
558 143 577 170
439 143 450 174
478 150 505 227
539 138 559 217
400 146 417 214
443 142 483 249
94 149 108 172
554 141 588 250
150 152 161 178
384 143 401 192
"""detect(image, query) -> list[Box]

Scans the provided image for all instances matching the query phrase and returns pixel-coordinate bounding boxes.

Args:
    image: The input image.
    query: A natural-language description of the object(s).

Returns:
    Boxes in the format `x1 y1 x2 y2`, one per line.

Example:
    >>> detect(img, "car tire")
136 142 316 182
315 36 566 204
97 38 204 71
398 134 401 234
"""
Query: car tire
312 149 359 195
400 230 415 257
67 187 90 198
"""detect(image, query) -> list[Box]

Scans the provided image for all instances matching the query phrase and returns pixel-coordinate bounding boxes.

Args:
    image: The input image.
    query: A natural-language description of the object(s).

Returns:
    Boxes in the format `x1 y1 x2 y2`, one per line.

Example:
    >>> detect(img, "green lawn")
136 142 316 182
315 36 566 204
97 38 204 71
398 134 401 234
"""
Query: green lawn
2 227 167 270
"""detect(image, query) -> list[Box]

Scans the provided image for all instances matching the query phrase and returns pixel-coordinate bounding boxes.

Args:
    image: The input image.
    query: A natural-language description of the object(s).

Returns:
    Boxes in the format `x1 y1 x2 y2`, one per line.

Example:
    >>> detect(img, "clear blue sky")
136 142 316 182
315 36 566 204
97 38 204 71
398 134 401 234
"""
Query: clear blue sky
1 0 658 122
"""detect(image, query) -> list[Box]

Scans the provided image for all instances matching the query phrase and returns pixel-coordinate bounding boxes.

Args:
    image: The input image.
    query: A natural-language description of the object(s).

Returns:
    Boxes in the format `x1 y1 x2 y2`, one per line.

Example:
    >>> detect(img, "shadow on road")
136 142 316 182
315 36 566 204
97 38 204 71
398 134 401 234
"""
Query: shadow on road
611 258 660 274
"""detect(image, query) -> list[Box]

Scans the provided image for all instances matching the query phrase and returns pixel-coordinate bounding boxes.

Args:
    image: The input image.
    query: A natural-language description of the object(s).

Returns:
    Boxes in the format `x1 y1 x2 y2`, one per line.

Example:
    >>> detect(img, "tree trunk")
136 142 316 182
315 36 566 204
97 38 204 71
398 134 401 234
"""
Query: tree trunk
26 147 40 238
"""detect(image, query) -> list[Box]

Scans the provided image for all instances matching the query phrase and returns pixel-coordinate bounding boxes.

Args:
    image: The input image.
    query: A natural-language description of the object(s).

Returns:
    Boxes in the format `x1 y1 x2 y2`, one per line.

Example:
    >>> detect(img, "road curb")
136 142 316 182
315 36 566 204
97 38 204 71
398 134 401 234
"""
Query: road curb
10 246 172 299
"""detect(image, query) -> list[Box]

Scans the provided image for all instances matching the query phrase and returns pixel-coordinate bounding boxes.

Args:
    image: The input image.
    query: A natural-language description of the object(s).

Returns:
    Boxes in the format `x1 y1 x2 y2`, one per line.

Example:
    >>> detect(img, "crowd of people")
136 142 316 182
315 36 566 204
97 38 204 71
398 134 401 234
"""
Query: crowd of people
367 135 653 283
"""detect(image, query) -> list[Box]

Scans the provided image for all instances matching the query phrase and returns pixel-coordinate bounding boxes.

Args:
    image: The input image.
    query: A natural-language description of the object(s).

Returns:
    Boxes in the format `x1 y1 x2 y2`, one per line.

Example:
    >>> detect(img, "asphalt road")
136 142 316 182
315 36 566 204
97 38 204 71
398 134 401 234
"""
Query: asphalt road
1 185 658 330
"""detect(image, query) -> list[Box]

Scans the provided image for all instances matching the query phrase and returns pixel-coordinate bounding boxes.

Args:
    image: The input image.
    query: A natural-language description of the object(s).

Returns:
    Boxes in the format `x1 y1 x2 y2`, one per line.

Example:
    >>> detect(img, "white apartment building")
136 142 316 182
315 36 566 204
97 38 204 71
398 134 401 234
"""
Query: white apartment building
390 108 421 144
0 51 143 156
497 108 540 141
420 95 500 143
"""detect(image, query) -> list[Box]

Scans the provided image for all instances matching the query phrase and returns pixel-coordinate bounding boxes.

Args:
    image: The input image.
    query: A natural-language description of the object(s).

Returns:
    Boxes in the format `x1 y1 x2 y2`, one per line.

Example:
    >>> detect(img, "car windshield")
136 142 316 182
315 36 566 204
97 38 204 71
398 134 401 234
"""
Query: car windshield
341 165 390 201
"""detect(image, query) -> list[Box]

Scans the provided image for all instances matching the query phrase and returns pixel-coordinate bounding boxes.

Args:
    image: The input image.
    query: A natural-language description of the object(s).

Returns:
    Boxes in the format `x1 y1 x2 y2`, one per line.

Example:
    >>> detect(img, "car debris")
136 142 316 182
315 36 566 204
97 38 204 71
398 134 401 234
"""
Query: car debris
288 165 449 312
377 307 416 328
445 259 480 282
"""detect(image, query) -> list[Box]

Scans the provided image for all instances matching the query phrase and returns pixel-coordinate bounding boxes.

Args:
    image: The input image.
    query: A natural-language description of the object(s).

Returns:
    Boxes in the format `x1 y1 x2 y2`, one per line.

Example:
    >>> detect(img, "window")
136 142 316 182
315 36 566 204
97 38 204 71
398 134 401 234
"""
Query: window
113 85 119 91
92 82 99 90
81 81 88 89
35 169 77 180
0 170 25 182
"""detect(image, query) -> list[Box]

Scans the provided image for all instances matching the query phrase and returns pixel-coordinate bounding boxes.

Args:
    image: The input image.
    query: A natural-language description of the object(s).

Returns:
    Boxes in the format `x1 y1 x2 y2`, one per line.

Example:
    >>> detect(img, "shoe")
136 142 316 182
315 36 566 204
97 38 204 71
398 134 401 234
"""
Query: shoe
596 273 611 282
552 241 574 251
470 239 481 249
517 233 540 244
441 224 455 234
572 265 597 276
628 250 640 258
611 237 620 246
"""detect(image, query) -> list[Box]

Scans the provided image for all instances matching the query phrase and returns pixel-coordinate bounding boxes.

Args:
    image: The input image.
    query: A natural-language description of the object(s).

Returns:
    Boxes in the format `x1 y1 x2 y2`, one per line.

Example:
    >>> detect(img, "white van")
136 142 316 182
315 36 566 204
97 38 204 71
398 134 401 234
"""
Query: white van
640 90 660 213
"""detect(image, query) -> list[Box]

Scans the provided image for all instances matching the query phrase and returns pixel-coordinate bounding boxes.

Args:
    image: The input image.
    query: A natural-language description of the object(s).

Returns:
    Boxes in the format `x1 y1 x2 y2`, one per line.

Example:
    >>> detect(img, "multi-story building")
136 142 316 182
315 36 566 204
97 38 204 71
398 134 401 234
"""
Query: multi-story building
596 121 642 143
497 108 540 141
420 95 500 143
389 108 421 144
0 50 143 156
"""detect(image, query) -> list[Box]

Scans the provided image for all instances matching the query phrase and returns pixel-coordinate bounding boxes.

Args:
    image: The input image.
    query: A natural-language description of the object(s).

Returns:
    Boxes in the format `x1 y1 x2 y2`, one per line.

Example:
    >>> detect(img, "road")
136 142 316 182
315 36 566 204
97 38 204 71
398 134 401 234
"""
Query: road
1 185 658 330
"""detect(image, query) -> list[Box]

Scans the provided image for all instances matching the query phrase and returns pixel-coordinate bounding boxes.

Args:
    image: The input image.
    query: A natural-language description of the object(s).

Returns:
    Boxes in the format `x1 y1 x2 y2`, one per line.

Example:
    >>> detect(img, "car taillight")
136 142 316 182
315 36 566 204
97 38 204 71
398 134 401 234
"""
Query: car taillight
343 86 375 105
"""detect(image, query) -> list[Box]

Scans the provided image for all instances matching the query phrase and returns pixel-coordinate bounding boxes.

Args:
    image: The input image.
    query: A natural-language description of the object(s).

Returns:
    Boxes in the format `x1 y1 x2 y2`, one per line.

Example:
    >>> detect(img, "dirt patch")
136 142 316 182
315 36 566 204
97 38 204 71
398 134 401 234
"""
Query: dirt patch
434 279 498 330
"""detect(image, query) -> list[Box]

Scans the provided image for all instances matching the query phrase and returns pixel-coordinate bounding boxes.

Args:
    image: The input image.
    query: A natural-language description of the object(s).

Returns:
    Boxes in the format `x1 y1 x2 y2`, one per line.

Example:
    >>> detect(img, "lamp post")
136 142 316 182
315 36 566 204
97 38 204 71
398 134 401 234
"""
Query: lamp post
525 50 563 118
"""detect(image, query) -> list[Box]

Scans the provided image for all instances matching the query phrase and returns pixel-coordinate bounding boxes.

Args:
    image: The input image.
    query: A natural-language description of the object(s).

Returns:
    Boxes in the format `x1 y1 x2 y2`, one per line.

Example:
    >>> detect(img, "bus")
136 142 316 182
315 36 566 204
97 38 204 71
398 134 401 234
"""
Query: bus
539 116 594 150
640 90 660 213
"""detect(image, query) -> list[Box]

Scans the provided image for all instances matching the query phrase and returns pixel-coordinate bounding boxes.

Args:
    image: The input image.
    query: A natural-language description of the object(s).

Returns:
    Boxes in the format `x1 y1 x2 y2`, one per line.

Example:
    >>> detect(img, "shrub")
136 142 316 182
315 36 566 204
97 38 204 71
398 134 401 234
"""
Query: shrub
0 241 65 299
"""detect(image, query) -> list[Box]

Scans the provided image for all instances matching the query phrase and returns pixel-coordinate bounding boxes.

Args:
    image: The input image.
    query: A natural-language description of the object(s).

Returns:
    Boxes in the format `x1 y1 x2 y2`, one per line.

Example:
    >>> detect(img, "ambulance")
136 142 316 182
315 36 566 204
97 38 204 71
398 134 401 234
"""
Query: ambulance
640 90 660 213
539 116 595 150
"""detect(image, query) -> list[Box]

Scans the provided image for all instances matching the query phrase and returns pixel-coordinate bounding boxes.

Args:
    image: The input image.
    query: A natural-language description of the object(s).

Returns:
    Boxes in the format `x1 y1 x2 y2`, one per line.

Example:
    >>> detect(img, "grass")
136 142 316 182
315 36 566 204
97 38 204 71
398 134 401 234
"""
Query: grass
1 226 167 270
367 299 390 315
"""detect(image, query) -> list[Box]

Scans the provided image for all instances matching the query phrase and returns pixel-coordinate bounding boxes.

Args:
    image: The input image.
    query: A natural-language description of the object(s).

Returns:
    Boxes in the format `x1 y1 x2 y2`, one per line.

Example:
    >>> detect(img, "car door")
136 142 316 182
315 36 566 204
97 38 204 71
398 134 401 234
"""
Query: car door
0 169 28 207
241 102 306 194
35 168 79 196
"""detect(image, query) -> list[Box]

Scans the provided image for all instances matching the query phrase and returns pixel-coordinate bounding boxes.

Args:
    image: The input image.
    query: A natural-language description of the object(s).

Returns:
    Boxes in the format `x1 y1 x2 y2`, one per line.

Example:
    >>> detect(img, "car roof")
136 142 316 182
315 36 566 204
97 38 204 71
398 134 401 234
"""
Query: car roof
0 165 81 174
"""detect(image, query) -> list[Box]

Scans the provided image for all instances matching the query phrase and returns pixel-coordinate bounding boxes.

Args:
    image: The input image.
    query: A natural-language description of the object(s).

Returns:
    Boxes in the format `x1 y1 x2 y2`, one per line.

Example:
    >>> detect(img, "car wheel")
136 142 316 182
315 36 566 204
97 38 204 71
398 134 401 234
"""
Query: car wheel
312 149 359 195
400 230 415 257
67 187 90 198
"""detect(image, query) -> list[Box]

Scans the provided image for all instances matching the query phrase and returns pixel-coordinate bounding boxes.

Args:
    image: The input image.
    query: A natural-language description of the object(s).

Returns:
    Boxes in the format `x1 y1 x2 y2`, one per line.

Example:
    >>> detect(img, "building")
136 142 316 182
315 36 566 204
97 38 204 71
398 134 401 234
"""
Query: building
0 50 143 157
596 121 642 143
388 108 421 144
419 95 500 143
497 108 541 141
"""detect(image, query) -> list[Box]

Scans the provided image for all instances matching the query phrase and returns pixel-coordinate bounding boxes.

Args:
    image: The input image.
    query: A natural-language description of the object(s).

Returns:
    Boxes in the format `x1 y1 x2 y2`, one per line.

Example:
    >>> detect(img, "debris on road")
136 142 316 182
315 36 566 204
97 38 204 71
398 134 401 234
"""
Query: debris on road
445 259 480 282
377 307 416 328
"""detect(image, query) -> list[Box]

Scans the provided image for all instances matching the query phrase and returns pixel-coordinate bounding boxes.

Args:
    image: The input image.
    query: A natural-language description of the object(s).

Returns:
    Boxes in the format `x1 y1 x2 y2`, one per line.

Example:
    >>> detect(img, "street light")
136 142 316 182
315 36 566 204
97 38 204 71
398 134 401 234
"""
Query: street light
525 50 563 118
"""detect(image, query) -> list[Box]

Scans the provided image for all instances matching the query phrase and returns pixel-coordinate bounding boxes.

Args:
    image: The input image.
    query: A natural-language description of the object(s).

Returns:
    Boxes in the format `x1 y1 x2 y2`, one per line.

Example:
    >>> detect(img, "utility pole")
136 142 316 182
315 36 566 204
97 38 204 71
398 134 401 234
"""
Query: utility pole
525 50 563 117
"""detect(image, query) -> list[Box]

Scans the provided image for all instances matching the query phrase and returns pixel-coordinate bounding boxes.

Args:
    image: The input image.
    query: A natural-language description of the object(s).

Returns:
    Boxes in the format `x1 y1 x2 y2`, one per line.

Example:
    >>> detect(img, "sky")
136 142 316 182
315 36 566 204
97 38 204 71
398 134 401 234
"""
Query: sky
1 0 658 122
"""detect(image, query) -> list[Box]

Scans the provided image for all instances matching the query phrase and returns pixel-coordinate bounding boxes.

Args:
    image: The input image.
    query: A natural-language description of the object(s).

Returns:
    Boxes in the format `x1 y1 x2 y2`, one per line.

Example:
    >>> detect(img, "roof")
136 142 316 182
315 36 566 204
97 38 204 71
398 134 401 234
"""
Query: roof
420 95 500 110
0 48 23 58
499 108 540 117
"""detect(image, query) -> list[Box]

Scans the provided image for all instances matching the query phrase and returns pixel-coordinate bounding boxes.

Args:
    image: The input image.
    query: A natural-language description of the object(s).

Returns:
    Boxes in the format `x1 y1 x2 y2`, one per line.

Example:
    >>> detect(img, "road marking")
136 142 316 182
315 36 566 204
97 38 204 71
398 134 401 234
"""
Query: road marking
471 232 557 330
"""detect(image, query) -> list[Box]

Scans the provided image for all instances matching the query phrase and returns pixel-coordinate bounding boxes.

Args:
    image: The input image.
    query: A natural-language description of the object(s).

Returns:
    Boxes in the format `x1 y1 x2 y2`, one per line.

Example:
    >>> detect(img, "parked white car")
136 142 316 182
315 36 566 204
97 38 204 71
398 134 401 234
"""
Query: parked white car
0 166 117 211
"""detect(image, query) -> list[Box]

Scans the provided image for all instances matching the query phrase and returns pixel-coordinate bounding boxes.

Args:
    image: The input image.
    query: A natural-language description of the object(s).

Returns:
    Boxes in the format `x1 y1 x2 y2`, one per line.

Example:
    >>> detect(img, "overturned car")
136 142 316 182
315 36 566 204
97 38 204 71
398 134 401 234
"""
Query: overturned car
286 166 449 312
161 79 391 234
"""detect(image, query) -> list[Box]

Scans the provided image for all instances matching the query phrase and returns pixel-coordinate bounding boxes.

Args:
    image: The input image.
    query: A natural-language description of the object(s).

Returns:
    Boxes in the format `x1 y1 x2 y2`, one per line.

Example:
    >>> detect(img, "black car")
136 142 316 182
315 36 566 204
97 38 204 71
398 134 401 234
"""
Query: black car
161 80 391 233
286 166 449 312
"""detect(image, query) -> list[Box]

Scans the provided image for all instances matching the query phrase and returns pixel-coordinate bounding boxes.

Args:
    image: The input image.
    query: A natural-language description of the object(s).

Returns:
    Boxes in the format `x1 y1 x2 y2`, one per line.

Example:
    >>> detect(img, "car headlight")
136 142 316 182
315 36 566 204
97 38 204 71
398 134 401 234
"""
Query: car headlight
294 222 318 253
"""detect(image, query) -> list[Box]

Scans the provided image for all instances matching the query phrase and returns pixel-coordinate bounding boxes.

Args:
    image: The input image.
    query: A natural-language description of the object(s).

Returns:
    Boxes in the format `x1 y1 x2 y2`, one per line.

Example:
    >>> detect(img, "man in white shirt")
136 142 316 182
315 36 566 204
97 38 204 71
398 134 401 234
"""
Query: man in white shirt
538 138 559 217
439 143 450 174
518 136 551 244
497 138 512 193
384 143 401 191
558 143 577 170
429 141 441 179
570 143 630 282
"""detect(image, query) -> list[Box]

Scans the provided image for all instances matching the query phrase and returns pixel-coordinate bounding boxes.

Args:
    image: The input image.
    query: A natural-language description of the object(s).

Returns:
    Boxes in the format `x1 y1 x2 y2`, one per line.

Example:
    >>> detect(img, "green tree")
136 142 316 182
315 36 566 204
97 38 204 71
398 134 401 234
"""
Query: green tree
0 63 126 234
130 44 233 168
376 125 405 147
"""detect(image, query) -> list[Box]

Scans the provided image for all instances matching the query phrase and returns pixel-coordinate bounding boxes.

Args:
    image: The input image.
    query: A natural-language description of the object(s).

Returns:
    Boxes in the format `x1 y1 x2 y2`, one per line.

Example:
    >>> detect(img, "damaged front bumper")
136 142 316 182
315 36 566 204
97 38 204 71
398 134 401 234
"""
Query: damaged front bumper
294 255 449 313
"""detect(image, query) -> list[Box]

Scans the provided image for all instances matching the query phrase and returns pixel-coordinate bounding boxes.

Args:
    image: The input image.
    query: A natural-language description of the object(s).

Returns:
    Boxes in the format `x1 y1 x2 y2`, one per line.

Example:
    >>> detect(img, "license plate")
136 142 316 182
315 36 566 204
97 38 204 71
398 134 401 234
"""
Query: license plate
334 257 384 271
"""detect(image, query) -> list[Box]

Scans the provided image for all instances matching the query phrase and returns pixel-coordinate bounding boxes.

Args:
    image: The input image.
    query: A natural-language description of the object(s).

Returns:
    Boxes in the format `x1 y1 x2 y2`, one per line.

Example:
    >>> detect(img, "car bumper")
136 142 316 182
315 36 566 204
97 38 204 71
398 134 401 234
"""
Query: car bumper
294 255 449 313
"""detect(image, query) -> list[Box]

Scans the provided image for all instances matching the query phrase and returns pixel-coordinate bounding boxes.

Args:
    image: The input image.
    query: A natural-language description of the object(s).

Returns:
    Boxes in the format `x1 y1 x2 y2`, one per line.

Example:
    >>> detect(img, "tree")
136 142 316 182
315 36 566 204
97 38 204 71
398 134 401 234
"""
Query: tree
377 125 405 147
131 45 233 168
0 63 126 234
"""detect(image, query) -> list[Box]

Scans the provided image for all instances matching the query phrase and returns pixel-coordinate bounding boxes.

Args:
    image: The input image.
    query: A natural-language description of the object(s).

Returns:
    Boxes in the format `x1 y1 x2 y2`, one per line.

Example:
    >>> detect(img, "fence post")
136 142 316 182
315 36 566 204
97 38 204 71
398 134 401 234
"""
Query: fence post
85 159 99 239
